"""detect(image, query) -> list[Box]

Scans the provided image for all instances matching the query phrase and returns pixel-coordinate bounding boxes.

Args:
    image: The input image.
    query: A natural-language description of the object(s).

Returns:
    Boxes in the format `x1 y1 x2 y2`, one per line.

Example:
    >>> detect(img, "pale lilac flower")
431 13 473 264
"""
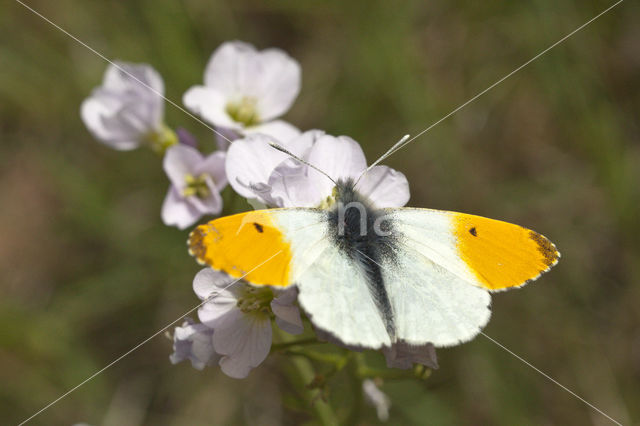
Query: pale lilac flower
225 130 323 205
363 379 391 422
227 130 411 208
183 41 301 144
170 318 219 370
382 341 439 370
81 62 176 152
161 145 227 230
193 268 303 379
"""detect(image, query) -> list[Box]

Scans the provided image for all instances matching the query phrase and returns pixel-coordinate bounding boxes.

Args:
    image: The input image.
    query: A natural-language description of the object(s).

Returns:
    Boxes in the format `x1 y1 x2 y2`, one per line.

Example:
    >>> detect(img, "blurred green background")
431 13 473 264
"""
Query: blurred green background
1 0 639 424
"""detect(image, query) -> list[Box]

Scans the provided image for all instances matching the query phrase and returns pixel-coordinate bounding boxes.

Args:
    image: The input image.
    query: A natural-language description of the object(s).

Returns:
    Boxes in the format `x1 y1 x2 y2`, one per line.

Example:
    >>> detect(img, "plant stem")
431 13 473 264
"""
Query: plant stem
274 329 338 425
345 353 364 425
270 337 320 352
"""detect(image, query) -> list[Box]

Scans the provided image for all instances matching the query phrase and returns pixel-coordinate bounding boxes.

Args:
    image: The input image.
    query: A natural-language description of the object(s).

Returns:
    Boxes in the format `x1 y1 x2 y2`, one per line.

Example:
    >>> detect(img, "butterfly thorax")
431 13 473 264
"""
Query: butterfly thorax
326 179 397 340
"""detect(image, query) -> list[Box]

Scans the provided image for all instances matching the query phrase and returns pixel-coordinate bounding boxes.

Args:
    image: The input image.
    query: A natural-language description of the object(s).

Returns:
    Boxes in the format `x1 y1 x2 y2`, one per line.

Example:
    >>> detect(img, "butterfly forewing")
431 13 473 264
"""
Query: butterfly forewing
388 208 560 292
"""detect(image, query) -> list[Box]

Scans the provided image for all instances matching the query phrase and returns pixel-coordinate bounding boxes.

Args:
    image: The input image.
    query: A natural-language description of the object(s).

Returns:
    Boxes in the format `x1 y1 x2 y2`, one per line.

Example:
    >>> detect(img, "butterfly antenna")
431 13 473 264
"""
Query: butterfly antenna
354 134 410 187
268 142 338 186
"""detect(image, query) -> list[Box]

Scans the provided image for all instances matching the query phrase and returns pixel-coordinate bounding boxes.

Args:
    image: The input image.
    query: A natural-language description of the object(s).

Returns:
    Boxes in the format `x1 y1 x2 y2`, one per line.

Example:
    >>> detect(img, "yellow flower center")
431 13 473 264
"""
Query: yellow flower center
183 173 212 198
146 123 178 154
236 286 274 315
226 97 260 127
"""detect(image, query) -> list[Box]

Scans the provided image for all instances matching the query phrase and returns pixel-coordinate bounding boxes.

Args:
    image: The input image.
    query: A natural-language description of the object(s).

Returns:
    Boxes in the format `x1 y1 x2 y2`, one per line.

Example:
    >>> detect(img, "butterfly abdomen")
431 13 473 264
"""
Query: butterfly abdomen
328 180 398 340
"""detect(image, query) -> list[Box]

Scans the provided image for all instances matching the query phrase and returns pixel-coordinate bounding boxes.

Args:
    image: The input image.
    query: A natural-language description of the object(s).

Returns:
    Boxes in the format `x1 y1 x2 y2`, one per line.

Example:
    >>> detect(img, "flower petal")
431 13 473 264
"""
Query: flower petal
225 134 290 200
271 287 303 335
161 186 202 230
81 62 164 149
286 129 325 157
264 130 329 207
244 120 301 145
183 86 239 129
170 318 218 370
163 144 203 189
104 61 164 98
203 41 258 96
251 48 301 121
80 97 141 150
268 159 321 207
104 62 165 126
193 267 236 299
355 166 410 208
267 134 366 207
215 314 273 379
307 135 367 182
194 151 228 190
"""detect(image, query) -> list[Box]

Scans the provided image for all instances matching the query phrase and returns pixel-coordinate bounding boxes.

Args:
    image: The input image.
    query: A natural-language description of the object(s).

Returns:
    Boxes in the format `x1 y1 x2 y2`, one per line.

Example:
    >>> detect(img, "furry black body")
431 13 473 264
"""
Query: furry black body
326 179 398 340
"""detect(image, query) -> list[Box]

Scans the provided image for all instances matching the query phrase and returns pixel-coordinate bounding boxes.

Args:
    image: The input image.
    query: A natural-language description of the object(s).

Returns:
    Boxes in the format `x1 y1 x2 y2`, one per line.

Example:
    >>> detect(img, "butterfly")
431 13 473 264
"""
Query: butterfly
187 141 560 349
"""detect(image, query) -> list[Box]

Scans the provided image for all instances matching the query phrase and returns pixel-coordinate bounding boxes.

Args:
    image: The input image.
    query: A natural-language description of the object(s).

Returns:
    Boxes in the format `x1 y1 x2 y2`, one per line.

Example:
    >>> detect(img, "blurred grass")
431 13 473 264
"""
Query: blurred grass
1 0 639 424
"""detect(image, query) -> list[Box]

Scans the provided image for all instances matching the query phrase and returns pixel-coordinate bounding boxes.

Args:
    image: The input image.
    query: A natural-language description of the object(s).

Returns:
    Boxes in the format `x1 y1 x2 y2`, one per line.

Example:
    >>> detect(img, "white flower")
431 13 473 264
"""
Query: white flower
225 130 323 205
81 62 176 151
193 268 303 379
161 145 227 229
382 341 438 370
363 379 391 422
184 41 301 144
227 130 411 208
170 318 218 370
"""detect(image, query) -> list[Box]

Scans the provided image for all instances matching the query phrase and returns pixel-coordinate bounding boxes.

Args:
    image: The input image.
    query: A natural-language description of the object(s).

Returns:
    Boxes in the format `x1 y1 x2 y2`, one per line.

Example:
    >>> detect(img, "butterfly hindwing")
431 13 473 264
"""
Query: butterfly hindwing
381 243 492 347
295 242 393 348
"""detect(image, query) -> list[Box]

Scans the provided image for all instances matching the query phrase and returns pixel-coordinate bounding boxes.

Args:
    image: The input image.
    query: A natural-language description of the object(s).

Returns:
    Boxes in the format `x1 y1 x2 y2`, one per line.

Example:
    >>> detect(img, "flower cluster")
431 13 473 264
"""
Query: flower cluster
82 40 437 416
170 268 303 378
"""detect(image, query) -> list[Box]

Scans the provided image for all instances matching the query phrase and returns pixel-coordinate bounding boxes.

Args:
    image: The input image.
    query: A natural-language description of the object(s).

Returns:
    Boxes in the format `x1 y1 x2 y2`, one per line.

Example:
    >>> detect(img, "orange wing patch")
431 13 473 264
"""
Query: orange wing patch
453 213 560 291
188 210 293 287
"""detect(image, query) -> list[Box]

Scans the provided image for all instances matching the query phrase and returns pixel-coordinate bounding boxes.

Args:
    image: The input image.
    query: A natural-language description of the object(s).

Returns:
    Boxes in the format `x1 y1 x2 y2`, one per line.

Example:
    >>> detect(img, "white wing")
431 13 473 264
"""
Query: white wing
381 242 491 347
294 243 392 348
381 207 558 347
278 208 491 349
273 210 392 348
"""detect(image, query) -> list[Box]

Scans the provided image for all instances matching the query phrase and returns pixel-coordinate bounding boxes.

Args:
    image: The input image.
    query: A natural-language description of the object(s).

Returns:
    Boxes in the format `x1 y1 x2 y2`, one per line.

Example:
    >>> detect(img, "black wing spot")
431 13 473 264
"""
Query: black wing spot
253 222 264 233
469 227 477 237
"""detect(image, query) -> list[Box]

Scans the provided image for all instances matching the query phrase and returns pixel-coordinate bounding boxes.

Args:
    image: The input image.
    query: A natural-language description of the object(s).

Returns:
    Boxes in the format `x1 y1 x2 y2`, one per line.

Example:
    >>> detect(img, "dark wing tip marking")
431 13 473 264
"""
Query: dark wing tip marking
528 230 560 268
469 227 477 236
188 227 208 263
253 222 264 233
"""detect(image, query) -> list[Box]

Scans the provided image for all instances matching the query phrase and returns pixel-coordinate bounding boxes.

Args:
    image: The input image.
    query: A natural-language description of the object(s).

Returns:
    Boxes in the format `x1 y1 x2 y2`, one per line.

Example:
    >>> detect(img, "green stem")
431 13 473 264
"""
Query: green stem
274 329 338 425
283 347 349 369
270 337 321 353
289 357 339 425
345 353 365 426
356 363 432 381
